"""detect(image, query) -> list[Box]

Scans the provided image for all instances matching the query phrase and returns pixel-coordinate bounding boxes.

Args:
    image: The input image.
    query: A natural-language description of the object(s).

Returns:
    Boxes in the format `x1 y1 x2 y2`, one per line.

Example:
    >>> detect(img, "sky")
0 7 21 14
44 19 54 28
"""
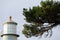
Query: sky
0 0 60 40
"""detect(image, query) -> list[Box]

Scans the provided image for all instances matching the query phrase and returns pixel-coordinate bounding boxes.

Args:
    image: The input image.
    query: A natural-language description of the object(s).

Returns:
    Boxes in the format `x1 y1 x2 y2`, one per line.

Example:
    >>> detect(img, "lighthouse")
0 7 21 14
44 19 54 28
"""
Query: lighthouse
1 16 19 40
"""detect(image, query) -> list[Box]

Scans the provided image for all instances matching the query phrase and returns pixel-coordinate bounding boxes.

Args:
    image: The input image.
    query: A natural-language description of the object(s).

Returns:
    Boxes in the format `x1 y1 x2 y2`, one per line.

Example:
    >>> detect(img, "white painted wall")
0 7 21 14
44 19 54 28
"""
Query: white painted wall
3 35 17 40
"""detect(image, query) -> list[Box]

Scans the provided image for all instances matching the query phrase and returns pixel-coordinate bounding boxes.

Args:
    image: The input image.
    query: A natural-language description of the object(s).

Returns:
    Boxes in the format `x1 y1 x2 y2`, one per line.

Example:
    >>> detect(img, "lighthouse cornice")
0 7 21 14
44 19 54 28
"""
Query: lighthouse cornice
3 21 17 25
1 34 19 37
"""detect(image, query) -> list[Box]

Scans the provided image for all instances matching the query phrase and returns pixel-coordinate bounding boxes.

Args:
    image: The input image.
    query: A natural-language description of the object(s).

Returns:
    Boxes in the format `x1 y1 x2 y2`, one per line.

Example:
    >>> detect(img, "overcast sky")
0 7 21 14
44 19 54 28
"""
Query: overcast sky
0 0 60 40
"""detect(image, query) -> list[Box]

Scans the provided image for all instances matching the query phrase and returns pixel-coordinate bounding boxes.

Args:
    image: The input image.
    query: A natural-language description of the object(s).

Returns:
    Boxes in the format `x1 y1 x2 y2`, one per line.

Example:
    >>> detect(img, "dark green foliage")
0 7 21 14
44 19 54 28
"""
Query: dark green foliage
22 0 60 38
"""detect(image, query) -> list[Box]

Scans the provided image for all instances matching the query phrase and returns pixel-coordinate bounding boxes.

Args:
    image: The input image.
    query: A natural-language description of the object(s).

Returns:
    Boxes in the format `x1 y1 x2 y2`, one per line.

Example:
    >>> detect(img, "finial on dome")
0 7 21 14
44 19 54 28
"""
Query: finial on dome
9 16 12 21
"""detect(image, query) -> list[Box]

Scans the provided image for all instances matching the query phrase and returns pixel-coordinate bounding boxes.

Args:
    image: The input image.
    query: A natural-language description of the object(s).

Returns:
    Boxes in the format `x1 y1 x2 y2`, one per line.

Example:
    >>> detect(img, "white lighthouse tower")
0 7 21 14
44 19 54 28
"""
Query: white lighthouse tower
1 16 19 40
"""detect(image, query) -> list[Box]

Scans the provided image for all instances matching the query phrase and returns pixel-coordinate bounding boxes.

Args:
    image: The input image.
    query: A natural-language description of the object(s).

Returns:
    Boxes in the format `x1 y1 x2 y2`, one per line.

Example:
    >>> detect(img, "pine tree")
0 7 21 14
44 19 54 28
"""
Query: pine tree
22 0 60 38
